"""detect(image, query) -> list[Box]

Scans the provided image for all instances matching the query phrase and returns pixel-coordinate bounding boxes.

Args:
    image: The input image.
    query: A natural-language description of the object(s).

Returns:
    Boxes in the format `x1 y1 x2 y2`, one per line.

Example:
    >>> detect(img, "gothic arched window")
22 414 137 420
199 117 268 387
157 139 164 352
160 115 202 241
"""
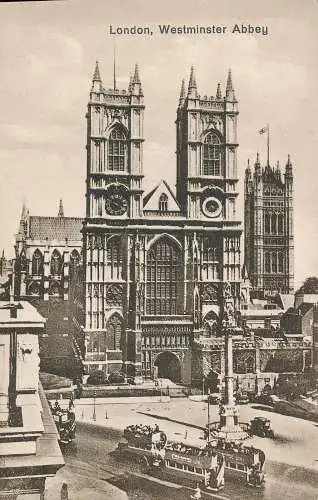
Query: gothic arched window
69 250 80 281
202 133 222 176
32 249 43 276
278 253 284 273
107 236 122 279
49 281 62 297
50 250 63 276
278 214 284 234
158 193 168 212
264 214 270 234
146 237 182 315
107 127 127 172
265 252 270 273
271 213 277 234
271 253 277 273
106 315 123 350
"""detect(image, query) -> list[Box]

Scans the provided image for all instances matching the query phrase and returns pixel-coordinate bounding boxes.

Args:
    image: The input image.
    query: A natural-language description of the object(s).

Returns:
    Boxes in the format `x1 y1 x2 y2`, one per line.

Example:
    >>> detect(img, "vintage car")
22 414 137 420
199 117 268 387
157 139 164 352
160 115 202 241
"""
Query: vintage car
250 417 274 438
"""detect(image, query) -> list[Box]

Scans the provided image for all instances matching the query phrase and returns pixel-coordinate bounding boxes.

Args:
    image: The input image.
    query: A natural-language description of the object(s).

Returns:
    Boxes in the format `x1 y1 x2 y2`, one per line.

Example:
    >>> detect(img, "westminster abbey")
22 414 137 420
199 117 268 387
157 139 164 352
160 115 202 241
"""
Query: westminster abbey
82 62 242 383
11 61 299 387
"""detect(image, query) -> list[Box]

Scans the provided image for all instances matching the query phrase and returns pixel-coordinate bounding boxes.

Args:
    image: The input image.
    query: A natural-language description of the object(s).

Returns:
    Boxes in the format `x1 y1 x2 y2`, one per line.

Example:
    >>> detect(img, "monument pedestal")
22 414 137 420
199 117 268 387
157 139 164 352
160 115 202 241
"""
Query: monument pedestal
216 404 249 441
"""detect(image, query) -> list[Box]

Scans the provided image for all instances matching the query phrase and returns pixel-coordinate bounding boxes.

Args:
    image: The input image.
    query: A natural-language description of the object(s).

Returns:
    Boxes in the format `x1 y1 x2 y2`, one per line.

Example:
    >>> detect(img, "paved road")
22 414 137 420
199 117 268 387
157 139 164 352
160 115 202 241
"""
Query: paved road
49 422 318 500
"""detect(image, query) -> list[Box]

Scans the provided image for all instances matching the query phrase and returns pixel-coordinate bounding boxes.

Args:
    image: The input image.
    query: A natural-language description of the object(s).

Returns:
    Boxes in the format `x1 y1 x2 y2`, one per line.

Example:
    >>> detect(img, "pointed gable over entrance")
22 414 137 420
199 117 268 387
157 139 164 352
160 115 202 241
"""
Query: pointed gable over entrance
143 179 180 214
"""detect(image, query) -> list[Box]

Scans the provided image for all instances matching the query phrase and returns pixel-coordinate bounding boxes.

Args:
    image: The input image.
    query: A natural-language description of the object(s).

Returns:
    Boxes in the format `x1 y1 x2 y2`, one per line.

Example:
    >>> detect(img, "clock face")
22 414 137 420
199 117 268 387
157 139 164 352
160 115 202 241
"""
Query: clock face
202 196 222 218
105 188 128 216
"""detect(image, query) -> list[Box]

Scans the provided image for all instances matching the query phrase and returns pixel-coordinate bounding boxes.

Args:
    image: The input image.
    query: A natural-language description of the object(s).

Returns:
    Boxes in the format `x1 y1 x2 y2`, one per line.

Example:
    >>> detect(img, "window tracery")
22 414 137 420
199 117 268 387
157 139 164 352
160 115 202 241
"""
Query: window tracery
146 238 182 315
202 132 222 176
107 127 127 171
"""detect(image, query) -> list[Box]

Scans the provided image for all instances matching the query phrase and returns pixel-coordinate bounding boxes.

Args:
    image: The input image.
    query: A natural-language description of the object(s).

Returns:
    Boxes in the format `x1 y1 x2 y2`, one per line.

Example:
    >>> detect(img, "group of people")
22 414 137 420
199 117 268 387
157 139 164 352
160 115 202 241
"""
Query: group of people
125 423 160 438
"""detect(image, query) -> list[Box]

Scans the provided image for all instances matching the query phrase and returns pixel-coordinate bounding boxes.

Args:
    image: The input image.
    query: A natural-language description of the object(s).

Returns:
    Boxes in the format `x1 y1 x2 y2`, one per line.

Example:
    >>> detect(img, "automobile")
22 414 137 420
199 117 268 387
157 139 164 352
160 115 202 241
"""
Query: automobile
250 417 274 438
108 371 126 384
86 370 108 385
235 392 250 404
208 393 222 404
254 393 280 406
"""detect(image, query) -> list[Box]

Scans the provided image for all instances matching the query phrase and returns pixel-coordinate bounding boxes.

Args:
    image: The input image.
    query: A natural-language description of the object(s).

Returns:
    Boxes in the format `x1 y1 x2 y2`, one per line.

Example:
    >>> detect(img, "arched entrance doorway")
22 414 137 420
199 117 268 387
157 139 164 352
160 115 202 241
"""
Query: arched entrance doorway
154 352 181 383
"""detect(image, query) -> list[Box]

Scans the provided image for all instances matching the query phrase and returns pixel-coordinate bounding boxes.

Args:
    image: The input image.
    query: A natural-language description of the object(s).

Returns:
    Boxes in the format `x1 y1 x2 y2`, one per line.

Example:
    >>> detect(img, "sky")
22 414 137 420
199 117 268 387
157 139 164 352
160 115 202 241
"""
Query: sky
0 0 317 289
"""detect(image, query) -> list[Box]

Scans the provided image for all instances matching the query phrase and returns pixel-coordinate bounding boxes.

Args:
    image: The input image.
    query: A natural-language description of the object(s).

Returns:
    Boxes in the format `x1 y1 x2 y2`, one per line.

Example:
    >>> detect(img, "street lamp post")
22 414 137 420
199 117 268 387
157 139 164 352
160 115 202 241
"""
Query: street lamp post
93 392 96 421
207 389 211 443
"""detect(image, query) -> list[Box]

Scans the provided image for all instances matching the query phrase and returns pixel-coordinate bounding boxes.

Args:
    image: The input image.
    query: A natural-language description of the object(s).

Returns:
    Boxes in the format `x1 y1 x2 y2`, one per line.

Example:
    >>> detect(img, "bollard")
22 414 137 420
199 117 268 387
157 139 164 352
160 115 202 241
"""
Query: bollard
81 408 84 419
105 410 108 420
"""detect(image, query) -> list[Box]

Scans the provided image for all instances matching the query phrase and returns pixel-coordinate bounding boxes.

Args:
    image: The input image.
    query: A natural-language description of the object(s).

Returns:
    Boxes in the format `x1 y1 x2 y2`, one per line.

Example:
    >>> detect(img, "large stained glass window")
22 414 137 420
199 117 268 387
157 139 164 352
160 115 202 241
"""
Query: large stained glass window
202 133 222 176
146 238 182 315
107 127 127 171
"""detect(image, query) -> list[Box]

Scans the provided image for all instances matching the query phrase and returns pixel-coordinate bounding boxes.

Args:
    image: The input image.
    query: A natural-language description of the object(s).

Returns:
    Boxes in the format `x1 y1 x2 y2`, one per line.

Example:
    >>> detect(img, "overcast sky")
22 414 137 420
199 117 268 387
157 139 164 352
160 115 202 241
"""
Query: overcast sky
0 0 317 288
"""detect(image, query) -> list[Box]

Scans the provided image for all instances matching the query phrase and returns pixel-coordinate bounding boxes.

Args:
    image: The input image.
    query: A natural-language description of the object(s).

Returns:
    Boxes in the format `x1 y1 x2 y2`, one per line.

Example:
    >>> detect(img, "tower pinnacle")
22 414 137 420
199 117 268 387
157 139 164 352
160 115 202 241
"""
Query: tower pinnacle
226 69 236 100
132 63 141 84
131 63 143 95
92 60 101 82
187 66 198 97
58 199 64 218
216 82 222 99
179 78 186 105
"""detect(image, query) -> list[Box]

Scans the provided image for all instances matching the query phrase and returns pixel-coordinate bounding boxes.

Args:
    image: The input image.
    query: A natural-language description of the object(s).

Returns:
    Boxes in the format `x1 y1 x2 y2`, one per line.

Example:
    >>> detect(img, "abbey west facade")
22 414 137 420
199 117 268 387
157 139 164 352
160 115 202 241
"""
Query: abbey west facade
83 62 242 383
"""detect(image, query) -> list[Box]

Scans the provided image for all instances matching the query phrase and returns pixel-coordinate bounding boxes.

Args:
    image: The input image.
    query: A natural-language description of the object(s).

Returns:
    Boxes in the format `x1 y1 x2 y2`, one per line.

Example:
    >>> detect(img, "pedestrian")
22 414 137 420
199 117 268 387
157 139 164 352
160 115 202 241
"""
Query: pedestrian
60 482 69 500
68 393 74 410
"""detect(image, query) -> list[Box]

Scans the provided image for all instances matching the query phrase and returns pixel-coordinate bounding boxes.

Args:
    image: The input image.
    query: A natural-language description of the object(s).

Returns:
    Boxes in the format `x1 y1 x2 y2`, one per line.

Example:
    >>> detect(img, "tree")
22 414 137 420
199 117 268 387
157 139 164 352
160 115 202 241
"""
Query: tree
297 276 318 294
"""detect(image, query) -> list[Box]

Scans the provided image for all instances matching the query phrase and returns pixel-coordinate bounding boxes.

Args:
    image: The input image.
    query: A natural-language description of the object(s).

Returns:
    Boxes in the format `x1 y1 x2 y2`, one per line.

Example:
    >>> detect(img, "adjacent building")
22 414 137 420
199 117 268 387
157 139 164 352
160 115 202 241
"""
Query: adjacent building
12 202 84 377
0 301 64 498
244 154 294 297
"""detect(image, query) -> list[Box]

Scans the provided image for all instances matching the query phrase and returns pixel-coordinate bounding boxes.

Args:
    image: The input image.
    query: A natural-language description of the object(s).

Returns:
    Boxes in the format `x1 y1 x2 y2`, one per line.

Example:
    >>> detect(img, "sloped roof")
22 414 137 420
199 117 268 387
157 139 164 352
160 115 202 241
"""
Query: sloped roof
29 216 83 242
278 293 294 310
143 179 180 212
297 302 313 316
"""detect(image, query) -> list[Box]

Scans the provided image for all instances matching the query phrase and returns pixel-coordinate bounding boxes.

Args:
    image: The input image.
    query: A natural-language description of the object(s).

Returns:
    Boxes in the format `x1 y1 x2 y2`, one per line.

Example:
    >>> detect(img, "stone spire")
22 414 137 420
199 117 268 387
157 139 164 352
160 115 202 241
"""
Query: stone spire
132 63 141 84
128 74 133 93
91 60 102 92
58 199 64 218
179 78 186 105
131 63 143 95
254 152 261 177
17 201 28 239
92 60 101 82
216 82 222 99
226 69 236 100
285 154 293 178
187 66 198 97
245 158 252 176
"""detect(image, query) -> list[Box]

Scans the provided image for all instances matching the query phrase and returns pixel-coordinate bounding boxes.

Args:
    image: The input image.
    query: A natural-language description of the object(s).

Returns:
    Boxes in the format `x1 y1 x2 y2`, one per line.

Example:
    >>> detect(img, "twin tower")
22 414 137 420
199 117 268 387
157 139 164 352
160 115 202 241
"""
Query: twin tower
82 61 293 380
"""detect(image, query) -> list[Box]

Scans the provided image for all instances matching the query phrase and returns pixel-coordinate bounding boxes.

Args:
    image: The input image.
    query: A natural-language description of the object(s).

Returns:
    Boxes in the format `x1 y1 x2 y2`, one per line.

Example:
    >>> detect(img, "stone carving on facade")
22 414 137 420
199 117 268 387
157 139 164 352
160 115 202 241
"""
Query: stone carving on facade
106 283 123 306
222 281 235 327
202 283 219 302
209 352 221 373
201 114 223 134
28 281 41 296
233 350 255 373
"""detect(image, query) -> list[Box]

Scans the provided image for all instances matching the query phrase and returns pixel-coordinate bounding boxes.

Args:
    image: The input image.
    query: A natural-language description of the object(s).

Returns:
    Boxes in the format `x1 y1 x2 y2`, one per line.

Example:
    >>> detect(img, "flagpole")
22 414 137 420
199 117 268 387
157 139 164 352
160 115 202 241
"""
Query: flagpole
267 124 270 166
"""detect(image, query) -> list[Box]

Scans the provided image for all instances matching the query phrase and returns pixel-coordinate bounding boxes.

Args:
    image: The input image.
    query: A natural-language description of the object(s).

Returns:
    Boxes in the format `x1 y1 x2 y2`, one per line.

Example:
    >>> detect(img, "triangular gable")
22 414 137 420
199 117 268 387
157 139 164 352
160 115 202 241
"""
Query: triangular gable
143 179 180 212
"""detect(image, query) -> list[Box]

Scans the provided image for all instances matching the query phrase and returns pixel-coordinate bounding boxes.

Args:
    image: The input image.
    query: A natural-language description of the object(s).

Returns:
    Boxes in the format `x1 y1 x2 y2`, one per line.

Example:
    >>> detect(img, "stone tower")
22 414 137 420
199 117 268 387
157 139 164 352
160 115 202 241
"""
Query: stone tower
83 61 145 378
244 154 294 296
175 68 242 309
